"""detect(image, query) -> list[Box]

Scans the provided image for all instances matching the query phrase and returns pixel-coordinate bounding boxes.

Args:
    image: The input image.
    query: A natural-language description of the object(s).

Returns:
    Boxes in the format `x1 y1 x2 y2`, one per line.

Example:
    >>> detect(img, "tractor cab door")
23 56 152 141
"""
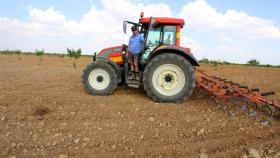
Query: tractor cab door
141 25 177 63
141 27 161 63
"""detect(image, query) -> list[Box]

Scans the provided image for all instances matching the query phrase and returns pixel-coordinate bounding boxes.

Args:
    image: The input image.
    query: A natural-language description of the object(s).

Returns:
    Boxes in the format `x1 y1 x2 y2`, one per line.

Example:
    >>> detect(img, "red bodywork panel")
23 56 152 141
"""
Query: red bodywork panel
97 46 123 64
97 46 122 56
140 17 185 28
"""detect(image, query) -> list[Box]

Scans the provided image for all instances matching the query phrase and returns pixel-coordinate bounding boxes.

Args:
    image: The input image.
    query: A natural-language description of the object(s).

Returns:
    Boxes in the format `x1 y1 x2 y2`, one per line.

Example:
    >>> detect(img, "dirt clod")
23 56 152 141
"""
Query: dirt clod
11 143 17 148
58 154 68 158
198 153 208 158
148 117 155 122
247 148 261 158
33 106 50 116
73 138 80 144
1 116 6 122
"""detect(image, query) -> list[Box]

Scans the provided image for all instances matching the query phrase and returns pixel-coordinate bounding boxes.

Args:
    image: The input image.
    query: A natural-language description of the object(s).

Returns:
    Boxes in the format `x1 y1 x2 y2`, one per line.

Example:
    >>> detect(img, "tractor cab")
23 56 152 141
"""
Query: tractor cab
123 13 186 63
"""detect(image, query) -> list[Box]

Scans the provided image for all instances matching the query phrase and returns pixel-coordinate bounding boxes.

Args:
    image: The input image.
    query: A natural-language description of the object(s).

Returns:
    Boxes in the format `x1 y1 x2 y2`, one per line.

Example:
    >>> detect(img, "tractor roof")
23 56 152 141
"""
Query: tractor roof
139 17 185 27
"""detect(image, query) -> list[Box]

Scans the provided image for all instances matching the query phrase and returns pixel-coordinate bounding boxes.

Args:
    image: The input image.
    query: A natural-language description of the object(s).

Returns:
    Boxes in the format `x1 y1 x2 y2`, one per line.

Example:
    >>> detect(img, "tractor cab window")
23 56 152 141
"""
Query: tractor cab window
163 26 176 45
141 27 162 63
146 27 162 47
144 25 176 47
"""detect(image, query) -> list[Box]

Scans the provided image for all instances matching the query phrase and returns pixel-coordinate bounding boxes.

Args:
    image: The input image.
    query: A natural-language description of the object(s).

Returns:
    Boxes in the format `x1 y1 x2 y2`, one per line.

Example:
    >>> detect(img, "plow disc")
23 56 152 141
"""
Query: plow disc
195 68 280 123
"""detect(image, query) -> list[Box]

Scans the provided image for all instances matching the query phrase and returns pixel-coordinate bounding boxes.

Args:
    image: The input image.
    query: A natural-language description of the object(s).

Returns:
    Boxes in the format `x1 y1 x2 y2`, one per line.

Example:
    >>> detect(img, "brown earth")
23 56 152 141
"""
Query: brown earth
0 54 280 158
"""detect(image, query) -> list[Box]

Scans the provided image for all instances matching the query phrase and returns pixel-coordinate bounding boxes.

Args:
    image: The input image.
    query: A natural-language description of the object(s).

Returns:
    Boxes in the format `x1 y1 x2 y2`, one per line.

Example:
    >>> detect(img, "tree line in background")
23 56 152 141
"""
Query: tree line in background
198 58 279 68
0 49 279 68
0 48 86 68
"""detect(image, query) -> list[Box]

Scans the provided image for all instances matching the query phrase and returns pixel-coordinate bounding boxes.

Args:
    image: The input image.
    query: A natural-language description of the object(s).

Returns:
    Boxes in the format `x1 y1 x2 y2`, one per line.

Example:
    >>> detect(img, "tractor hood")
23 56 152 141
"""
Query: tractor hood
97 45 124 64
97 46 123 57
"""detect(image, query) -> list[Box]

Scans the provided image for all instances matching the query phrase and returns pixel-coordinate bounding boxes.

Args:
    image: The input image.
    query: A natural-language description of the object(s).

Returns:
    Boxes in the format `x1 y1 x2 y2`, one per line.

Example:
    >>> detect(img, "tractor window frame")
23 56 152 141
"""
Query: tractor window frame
144 25 177 46
145 26 163 47
162 25 176 45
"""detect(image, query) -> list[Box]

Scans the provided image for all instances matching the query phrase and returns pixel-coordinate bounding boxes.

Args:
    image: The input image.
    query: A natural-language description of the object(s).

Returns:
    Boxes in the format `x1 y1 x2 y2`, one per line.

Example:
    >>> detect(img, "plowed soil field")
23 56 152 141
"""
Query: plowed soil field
0 55 280 158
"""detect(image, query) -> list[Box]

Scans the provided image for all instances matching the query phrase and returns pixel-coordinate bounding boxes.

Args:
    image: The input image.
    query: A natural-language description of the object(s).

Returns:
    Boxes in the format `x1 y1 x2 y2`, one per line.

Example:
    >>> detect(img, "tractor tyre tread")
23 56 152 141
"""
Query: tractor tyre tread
143 53 195 103
82 61 118 95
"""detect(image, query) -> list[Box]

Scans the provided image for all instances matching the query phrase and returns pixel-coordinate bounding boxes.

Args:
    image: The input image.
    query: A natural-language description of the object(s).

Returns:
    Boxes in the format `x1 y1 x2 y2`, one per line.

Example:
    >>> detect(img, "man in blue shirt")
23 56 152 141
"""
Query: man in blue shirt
128 25 144 80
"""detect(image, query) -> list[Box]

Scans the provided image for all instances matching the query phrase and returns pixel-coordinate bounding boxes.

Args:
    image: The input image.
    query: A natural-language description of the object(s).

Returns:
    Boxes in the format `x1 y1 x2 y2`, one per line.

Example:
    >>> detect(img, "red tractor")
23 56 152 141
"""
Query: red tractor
82 12 198 103
82 13 280 120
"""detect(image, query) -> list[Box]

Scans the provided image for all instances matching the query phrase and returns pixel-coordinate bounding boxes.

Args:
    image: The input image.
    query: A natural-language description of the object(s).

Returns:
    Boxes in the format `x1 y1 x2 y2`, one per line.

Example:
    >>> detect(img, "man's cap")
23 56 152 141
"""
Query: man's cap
131 26 138 31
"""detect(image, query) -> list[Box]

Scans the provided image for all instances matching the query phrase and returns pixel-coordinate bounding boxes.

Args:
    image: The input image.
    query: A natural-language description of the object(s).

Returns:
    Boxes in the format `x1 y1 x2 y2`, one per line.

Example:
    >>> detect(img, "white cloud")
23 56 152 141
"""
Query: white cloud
28 6 65 23
0 0 279 64
0 0 172 53
179 0 280 65
181 36 204 53
179 0 280 39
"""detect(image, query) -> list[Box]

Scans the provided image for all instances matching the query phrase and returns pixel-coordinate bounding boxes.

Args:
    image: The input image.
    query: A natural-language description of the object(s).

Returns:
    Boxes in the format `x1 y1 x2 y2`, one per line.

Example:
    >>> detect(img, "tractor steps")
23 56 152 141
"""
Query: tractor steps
127 79 142 88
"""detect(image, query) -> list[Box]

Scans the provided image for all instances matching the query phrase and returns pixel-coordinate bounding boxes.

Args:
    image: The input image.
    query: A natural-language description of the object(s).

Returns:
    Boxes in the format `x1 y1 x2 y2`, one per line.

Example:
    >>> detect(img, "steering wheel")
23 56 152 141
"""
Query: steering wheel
147 40 159 47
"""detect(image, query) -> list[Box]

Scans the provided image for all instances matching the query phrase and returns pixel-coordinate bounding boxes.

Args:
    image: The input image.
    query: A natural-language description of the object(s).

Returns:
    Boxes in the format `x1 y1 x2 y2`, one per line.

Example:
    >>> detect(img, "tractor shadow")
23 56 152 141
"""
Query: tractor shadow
115 85 147 96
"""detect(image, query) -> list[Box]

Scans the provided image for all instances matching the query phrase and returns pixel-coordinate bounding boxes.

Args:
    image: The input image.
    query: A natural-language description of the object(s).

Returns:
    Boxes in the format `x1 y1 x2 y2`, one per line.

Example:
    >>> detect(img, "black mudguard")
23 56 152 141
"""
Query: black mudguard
147 46 200 66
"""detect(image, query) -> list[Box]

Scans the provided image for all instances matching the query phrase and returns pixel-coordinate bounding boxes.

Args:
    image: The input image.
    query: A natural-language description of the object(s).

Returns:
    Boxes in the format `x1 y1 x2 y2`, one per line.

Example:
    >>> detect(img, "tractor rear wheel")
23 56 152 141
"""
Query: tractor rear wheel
143 53 195 103
82 61 118 95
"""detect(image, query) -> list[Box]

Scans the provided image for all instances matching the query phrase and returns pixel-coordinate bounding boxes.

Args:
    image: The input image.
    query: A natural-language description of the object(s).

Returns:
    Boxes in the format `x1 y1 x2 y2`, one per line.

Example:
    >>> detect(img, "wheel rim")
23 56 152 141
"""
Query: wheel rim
152 64 185 96
88 68 110 90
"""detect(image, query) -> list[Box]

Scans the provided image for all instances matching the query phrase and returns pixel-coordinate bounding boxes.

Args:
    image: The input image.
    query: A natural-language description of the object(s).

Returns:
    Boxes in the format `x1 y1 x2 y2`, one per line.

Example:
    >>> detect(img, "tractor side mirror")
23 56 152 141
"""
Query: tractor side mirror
123 21 127 34
150 17 156 28
150 17 159 28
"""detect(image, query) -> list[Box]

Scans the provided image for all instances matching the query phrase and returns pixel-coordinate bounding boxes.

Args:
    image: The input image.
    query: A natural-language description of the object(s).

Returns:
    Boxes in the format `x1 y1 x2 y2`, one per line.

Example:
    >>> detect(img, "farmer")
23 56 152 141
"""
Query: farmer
128 25 144 80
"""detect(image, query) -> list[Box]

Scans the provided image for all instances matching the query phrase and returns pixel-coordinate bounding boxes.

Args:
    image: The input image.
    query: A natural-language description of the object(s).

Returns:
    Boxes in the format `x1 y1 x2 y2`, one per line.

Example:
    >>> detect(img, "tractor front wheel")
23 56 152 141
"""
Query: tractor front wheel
82 61 118 95
143 53 195 103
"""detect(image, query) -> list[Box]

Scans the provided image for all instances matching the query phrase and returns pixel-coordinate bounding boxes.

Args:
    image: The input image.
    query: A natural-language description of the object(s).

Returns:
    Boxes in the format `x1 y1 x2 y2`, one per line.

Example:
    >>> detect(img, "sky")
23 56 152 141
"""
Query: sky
0 0 280 65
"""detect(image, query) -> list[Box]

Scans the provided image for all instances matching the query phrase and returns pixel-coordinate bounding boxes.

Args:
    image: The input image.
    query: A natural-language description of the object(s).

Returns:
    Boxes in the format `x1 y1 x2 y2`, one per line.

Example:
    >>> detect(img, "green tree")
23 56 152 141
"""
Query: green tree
58 53 65 58
15 49 22 60
35 49 45 65
247 59 260 66
199 58 210 64
67 48 82 68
